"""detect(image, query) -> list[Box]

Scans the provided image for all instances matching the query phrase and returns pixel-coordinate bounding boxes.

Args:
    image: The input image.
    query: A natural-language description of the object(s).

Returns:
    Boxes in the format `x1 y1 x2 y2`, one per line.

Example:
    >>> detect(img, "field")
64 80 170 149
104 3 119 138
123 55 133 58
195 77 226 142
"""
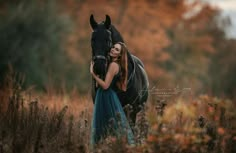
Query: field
0 76 235 153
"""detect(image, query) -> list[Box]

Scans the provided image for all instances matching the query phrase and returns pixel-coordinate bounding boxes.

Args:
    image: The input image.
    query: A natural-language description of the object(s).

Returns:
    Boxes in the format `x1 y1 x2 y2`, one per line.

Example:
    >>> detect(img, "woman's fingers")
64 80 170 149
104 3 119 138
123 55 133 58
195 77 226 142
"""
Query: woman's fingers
90 61 94 74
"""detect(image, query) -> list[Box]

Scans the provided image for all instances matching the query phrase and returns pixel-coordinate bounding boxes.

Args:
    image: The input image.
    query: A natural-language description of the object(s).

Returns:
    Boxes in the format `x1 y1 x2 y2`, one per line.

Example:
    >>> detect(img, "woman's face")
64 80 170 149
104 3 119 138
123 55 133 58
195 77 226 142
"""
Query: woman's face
109 43 121 58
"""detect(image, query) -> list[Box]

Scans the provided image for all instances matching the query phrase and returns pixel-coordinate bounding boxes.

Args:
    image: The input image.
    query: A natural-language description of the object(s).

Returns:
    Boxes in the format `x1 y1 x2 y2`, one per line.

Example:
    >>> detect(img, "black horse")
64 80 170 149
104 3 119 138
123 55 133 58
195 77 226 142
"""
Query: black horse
90 14 149 125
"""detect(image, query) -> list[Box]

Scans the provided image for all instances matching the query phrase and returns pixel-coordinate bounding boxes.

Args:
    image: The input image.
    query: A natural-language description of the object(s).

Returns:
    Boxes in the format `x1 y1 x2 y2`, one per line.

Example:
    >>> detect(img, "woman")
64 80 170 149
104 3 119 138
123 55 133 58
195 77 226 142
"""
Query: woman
90 42 135 146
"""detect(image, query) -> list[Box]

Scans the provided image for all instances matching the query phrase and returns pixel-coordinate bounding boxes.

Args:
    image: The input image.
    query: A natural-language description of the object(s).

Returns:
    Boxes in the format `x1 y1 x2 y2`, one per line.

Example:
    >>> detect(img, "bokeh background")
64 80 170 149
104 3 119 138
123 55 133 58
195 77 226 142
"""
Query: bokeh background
0 1 235 153
0 0 235 100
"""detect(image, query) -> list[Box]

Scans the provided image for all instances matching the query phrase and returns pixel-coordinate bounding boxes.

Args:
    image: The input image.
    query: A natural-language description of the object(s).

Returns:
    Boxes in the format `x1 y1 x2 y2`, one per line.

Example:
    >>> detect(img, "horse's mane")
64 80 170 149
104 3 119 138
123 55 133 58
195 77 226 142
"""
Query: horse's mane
110 25 124 44
110 25 132 58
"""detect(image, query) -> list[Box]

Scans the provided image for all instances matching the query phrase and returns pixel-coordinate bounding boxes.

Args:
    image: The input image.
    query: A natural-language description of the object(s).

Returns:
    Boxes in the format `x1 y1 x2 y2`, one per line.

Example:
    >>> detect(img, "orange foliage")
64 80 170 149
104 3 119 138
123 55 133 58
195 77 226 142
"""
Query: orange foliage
217 127 225 135
59 0 220 84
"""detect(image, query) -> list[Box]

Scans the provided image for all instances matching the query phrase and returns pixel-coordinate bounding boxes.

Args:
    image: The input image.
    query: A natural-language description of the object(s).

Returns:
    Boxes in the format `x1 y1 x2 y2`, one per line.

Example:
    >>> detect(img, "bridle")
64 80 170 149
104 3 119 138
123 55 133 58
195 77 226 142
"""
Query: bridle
92 53 110 76
92 55 107 62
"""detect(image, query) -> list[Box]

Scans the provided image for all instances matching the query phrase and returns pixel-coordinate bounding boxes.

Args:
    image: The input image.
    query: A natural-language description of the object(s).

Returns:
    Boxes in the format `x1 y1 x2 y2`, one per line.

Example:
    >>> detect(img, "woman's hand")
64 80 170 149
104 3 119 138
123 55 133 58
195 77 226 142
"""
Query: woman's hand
90 61 94 75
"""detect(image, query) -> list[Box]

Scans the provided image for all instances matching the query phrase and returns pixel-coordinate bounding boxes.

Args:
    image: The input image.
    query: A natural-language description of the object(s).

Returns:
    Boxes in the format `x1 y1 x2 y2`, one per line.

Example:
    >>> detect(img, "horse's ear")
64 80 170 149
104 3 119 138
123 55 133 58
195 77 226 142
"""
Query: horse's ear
104 15 111 29
90 14 98 30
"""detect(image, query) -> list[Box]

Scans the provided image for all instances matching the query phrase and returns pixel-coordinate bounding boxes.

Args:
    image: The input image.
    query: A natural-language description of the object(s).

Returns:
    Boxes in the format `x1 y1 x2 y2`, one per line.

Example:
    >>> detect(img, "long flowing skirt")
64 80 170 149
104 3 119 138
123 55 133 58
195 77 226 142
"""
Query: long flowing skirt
90 88 135 146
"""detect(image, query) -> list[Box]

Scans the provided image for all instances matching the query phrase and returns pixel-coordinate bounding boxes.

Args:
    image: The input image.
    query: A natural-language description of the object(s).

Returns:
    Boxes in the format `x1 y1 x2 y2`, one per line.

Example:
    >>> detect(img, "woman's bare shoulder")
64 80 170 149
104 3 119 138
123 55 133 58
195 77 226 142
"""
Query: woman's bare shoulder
108 62 119 73
110 62 119 66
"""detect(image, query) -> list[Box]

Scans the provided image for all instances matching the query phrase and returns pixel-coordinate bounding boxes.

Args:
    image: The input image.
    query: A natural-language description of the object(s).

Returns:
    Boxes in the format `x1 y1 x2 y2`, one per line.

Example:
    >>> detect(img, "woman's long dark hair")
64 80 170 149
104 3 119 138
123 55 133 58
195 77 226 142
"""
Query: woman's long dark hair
116 42 128 91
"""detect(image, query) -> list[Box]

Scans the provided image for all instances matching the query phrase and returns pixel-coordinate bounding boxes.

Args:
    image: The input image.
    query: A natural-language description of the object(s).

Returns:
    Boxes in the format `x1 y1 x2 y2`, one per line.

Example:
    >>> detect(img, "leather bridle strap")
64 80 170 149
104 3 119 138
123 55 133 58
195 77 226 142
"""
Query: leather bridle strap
92 55 107 61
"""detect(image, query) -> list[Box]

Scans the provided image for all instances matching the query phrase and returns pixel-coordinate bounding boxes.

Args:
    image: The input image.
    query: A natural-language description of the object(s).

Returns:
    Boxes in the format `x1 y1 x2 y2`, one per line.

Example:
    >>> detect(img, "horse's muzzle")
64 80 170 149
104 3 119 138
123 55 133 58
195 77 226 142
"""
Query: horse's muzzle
93 56 107 78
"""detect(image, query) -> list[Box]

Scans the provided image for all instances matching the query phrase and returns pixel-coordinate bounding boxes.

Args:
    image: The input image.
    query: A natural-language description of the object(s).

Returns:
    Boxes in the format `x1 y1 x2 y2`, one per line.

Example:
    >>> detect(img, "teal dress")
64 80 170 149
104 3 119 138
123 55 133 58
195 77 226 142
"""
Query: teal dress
90 73 135 146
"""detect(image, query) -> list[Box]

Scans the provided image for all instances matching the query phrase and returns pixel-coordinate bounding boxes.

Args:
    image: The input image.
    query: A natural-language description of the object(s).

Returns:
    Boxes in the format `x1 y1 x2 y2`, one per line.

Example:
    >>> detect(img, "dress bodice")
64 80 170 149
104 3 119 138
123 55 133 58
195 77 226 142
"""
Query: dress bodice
110 73 120 89
109 62 121 90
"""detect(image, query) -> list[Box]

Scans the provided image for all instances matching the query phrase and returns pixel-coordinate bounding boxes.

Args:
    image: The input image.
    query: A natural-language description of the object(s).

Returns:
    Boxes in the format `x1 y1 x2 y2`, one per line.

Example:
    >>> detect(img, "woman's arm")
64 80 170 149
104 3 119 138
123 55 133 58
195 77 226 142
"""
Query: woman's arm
90 62 119 90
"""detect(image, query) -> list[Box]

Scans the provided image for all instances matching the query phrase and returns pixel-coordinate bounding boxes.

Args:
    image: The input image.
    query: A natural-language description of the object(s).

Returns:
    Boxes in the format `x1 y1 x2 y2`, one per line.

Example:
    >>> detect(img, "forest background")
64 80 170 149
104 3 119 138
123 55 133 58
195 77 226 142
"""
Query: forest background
0 0 235 99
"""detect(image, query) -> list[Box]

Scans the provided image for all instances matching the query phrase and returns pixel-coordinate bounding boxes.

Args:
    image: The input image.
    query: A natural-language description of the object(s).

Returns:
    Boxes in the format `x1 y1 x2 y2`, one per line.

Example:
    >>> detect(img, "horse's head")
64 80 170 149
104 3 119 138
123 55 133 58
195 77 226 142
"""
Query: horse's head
90 14 112 78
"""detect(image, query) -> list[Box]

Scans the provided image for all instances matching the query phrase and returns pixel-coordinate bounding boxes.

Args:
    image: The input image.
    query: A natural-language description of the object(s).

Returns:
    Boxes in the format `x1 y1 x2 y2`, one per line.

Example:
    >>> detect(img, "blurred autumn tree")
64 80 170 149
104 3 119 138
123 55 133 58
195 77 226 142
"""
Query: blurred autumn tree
208 27 236 99
163 3 217 94
0 0 87 93
163 1 236 98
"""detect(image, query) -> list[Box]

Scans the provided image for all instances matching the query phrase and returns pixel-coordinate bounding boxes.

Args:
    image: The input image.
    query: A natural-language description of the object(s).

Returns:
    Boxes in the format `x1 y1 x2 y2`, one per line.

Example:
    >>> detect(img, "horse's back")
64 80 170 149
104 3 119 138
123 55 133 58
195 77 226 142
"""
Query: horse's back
124 53 149 106
131 55 145 68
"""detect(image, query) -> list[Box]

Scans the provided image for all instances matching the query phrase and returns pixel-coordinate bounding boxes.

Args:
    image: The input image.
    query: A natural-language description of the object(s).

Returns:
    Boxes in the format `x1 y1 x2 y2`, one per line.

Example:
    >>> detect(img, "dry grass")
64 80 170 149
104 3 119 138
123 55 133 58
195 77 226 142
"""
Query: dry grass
0 75 235 153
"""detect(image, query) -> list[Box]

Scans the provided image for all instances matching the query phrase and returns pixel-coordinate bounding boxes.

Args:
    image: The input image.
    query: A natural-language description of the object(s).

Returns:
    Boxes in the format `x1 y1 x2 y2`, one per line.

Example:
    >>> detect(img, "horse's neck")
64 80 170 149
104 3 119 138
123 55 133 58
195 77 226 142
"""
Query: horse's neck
110 25 124 43
127 51 133 61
